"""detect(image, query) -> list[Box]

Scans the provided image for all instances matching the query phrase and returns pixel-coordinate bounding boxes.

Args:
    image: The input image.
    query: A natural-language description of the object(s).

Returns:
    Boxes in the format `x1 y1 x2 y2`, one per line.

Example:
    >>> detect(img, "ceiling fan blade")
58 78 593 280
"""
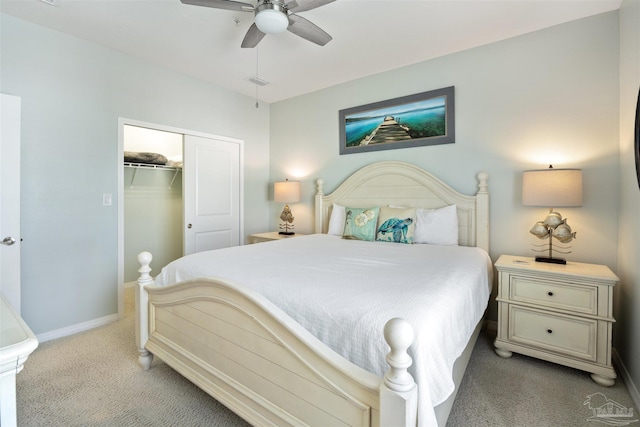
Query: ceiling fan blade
241 23 267 48
287 14 332 46
180 0 254 12
286 0 335 13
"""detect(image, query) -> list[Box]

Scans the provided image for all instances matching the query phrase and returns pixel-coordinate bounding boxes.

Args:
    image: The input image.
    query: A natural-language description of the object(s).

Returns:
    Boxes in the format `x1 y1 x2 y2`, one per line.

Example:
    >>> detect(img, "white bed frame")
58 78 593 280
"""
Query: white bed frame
135 161 489 427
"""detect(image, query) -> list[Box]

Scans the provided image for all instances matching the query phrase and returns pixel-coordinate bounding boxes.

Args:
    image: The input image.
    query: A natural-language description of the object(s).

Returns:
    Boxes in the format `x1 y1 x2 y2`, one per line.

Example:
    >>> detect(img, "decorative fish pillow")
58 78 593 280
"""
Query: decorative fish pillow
376 207 416 244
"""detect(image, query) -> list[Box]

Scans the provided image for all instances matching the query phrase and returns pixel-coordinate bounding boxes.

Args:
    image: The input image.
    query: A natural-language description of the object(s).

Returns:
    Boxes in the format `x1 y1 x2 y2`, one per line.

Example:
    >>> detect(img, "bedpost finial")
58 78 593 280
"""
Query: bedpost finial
383 318 415 392
384 317 413 350
137 251 153 285
138 251 152 267
477 172 489 193
316 179 324 196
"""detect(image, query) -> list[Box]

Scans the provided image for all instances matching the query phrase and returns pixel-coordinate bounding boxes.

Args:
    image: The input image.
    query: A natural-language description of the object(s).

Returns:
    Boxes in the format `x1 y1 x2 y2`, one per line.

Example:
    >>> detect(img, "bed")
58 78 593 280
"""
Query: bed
135 161 491 427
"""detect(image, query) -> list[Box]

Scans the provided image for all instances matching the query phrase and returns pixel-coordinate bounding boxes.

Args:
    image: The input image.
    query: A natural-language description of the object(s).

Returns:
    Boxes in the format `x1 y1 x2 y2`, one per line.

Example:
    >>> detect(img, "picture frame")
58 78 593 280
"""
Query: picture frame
339 86 455 155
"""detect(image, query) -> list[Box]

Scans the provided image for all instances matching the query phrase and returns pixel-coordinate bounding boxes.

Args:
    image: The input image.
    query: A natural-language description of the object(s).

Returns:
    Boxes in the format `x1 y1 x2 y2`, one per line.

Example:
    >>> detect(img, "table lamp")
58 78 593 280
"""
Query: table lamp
274 179 301 235
522 165 583 264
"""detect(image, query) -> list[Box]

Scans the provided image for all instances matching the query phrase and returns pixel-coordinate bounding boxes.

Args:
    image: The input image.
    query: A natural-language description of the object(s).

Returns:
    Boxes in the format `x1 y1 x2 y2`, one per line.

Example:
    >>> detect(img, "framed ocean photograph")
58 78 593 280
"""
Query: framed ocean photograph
339 86 455 155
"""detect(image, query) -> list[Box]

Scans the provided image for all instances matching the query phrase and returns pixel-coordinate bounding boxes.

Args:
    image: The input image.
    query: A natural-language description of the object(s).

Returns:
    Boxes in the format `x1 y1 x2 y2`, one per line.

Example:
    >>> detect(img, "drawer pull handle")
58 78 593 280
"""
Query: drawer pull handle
547 291 554 296
547 329 553 334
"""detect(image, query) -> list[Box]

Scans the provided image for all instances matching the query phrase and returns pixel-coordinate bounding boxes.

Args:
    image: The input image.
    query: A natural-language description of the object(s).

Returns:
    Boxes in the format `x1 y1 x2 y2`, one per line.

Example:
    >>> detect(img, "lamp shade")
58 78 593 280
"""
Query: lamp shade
274 180 300 203
522 167 583 207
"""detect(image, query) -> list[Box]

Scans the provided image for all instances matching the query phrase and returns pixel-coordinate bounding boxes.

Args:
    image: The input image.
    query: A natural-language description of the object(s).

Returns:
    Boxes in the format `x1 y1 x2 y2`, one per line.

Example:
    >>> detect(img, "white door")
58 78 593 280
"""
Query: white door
0 94 21 313
183 135 242 254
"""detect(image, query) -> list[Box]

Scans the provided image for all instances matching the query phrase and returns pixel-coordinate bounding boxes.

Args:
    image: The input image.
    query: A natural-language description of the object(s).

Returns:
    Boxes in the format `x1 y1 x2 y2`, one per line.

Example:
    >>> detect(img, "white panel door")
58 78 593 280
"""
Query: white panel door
183 135 241 255
0 94 21 313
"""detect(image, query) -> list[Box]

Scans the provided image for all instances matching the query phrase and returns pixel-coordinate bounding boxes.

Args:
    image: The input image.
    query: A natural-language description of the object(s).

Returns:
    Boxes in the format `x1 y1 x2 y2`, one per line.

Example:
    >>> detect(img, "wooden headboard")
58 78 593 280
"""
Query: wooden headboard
314 161 489 252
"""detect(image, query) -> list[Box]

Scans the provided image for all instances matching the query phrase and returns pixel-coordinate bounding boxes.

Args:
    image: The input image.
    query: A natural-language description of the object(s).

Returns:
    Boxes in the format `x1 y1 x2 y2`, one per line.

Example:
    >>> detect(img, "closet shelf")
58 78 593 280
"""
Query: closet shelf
124 162 182 189
124 162 181 171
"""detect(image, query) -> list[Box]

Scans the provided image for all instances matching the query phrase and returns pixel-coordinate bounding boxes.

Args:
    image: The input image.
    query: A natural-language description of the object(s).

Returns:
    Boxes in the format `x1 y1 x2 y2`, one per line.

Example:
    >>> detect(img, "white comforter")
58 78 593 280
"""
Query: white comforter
154 234 492 426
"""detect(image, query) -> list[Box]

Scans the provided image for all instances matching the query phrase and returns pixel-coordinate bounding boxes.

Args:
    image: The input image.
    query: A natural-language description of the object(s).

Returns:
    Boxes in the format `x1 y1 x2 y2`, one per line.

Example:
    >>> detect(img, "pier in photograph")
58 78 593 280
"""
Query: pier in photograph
360 116 412 145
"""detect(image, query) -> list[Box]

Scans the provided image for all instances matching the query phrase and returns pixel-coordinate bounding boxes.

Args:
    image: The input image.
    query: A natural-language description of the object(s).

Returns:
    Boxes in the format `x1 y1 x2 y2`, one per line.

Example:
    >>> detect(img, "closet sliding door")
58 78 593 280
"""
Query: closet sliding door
183 134 242 255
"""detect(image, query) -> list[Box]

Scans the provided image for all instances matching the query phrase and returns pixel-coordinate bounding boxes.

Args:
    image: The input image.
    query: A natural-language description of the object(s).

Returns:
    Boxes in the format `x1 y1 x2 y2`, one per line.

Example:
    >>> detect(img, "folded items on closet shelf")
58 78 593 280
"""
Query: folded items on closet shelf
124 151 168 165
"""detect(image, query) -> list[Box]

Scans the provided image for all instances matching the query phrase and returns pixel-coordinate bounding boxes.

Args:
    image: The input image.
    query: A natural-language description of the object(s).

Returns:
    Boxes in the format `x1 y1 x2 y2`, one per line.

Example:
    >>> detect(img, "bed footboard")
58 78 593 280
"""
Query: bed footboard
135 252 418 427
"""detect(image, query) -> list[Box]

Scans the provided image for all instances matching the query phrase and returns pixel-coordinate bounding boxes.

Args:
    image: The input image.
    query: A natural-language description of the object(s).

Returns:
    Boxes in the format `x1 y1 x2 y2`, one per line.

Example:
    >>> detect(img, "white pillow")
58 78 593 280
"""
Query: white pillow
414 205 459 245
327 204 346 235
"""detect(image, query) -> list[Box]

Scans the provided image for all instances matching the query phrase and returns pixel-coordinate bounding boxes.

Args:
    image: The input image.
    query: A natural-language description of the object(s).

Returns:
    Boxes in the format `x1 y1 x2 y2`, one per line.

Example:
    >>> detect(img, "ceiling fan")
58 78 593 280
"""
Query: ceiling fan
180 0 335 48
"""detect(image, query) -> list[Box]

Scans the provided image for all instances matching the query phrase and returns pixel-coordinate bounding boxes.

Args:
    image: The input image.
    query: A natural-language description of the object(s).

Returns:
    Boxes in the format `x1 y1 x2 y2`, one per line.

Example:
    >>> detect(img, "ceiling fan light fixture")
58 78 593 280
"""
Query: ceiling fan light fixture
255 4 288 34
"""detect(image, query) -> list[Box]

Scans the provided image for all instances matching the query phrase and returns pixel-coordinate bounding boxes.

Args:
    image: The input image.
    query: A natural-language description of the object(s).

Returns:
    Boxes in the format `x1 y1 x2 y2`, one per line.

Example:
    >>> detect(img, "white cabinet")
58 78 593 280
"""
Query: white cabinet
494 255 618 386
1 294 38 427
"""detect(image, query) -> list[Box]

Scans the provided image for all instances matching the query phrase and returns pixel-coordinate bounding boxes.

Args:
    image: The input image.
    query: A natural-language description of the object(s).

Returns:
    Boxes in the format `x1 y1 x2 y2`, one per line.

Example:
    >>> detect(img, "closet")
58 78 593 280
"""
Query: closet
120 123 244 290
123 125 183 283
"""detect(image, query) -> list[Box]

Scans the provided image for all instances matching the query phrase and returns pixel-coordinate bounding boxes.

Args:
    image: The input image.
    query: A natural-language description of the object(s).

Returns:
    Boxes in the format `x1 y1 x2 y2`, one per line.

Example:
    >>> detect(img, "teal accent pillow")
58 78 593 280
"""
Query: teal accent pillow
376 207 416 244
343 207 380 241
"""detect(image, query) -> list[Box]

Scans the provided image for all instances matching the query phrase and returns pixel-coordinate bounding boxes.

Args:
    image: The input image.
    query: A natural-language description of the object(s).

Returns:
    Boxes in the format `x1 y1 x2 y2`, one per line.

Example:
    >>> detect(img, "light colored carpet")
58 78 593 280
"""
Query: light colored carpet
16 288 250 427
16 289 637 426
446 330 637 426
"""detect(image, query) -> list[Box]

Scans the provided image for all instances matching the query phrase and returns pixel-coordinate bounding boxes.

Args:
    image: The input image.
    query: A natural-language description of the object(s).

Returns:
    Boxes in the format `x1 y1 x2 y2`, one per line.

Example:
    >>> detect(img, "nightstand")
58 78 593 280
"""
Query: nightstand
248 232 306 244
494 255 618 386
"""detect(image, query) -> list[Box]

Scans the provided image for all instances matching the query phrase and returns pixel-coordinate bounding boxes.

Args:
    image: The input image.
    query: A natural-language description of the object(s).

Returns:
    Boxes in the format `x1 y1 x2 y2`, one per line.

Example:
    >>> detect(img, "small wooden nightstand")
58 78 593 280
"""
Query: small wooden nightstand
248 232 306 244
494 255 618 386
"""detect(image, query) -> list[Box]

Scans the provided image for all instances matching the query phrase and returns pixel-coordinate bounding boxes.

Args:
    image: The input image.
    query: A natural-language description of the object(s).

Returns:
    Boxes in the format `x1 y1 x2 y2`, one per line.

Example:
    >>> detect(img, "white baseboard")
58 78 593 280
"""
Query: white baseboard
36 313 119 343
613 348 640 410
124 280 137 289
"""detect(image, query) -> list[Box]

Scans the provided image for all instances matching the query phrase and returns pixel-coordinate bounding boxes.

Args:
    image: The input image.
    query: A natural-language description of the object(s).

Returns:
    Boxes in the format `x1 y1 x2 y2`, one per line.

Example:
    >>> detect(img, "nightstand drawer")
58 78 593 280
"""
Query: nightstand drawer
509 306 597 362
510 276 597 315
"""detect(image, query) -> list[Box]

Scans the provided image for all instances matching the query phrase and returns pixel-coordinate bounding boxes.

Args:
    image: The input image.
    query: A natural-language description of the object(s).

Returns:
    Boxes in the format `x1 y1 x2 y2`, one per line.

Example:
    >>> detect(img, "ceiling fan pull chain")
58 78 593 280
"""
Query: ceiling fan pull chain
255 47 259 108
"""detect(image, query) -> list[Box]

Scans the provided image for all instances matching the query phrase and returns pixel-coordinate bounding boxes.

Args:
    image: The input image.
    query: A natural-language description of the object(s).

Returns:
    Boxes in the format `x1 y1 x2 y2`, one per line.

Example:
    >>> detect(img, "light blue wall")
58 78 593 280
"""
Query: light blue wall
270 12 620 319
0 14 271 334
616 0 640 407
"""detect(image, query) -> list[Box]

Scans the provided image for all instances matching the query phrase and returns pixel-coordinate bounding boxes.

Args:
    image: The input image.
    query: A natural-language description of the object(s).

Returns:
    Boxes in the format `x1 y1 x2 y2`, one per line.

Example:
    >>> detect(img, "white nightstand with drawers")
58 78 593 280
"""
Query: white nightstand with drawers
494 255 618 386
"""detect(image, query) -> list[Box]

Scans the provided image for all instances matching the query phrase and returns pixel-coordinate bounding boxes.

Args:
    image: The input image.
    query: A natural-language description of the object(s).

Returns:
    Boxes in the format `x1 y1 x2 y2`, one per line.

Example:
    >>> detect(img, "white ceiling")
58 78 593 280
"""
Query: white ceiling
1 0 622 103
